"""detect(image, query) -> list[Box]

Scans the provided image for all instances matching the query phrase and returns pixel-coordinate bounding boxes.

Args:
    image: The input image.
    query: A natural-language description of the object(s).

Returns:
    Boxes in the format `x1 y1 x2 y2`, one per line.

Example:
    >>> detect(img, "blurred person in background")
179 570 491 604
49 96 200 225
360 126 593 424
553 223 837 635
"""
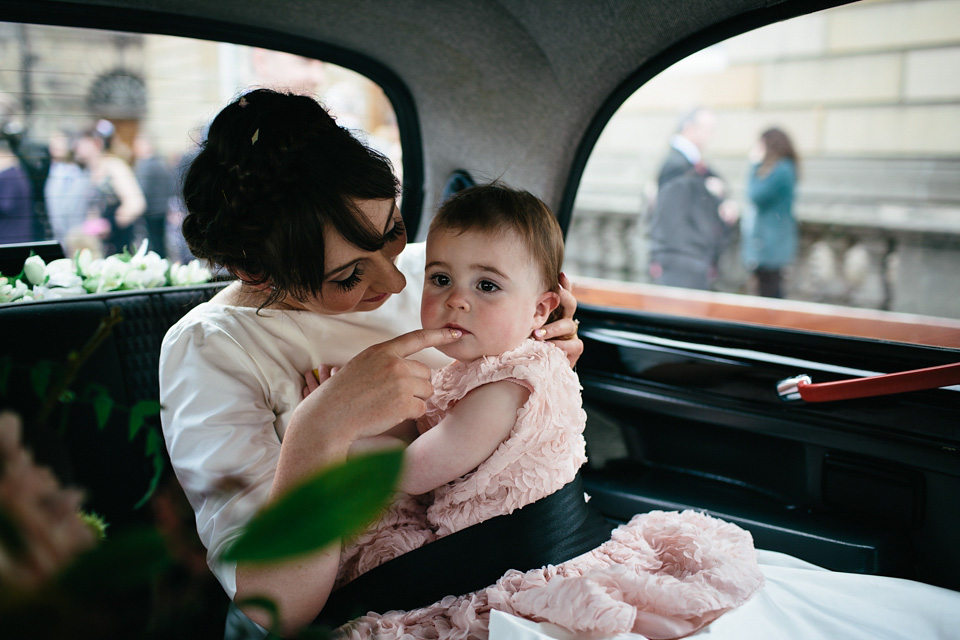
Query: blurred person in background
133 134 175 258
0 133 33 245
648 107 739 290
73 120 145 256
44 129 91 252
0 91 49 245
740 127 800 298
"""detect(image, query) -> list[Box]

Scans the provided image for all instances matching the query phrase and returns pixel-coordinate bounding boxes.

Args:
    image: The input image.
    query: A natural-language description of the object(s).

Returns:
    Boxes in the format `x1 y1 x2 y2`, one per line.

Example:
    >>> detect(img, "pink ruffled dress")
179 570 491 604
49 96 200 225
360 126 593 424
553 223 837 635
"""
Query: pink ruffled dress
337 340 764 639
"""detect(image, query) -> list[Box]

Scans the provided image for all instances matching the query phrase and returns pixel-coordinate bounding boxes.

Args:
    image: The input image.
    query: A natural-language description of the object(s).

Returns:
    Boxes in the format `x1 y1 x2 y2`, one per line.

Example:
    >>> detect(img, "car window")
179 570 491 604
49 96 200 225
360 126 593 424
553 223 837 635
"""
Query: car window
566 0 960 349
0 22 401 264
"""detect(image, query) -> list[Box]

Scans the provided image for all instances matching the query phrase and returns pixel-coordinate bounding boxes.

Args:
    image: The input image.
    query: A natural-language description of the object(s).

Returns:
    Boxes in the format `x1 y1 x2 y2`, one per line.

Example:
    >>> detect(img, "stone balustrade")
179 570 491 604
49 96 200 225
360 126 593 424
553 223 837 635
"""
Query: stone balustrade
566 170 960 320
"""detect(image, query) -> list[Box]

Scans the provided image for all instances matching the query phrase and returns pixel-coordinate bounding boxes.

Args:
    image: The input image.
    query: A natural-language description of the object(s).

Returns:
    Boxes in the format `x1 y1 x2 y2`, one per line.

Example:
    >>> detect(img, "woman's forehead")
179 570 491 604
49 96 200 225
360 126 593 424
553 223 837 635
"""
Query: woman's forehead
323 198 396 260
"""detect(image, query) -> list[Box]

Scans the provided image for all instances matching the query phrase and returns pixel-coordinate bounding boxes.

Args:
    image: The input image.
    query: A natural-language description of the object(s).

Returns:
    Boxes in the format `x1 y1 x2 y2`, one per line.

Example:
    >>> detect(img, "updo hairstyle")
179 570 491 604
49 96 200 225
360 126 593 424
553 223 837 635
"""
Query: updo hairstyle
181 88 399 306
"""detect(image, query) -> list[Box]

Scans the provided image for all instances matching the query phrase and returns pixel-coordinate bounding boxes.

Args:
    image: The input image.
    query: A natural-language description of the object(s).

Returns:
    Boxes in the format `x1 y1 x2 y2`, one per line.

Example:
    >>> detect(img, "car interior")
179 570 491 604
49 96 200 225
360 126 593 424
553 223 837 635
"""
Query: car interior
1 0 958 637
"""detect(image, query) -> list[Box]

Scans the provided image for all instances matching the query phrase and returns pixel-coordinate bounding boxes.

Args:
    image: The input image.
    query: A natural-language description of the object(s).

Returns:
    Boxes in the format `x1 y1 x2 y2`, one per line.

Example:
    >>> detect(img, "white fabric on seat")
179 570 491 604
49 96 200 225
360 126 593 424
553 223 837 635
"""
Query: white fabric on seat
489 550 960 640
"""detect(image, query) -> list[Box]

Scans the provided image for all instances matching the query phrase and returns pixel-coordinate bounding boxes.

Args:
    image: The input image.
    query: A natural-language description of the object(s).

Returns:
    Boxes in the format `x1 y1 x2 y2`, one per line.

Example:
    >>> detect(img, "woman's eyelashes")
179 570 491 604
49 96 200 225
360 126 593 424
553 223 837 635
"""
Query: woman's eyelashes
333 264 365 291
330 220 404 293
384 218 405 242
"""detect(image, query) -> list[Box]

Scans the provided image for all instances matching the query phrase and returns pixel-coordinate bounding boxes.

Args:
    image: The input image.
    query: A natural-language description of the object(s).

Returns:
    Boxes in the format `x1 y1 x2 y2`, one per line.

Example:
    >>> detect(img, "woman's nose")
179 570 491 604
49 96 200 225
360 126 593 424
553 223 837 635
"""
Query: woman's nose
373 252 406 294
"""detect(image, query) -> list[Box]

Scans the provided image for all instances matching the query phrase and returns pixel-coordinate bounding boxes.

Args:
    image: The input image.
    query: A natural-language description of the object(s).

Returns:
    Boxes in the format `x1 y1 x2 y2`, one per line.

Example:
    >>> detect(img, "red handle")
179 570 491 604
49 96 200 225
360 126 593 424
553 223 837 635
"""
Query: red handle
779 362 960 403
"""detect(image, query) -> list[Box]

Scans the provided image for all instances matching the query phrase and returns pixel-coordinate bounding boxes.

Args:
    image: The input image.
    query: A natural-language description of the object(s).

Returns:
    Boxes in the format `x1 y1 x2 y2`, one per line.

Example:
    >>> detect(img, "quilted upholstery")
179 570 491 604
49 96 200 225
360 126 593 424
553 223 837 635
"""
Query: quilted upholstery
0 282 227 527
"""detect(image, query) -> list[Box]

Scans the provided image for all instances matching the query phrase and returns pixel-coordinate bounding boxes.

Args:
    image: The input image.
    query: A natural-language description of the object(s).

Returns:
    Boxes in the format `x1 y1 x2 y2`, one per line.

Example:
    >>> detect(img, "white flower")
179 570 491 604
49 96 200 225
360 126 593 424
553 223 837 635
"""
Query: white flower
1 238 213 305
82 275 100 293
121 269 149 290
48 272 85 289
76 248 95 278
124 240 170 289
95 255 131 293
0 279 28 303
44 258 84 290
169 260 212 286
45 258 77 277
133 238 150 259
23 255 47 286
40 284 87 299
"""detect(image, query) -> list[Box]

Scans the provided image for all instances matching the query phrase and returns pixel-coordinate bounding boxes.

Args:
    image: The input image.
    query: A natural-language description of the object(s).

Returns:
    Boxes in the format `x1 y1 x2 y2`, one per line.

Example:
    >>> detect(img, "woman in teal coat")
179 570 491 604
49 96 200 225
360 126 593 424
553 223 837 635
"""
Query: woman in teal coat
741 127 800 298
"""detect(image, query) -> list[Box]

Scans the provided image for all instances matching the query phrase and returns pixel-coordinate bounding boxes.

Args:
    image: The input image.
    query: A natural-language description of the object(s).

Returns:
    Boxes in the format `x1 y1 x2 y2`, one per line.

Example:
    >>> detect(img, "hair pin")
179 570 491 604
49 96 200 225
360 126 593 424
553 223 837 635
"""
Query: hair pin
251 128 260 145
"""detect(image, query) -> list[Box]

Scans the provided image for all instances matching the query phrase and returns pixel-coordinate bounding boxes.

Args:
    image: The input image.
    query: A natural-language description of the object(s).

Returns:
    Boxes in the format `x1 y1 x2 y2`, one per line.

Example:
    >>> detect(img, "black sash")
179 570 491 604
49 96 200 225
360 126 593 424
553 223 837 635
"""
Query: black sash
311 472 613 630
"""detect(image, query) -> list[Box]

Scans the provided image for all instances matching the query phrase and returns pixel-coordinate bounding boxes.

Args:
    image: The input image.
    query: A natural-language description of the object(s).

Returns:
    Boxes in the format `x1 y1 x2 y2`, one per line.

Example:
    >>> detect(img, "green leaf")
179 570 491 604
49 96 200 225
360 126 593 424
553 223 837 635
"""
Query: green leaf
134 429 167 509
76 383 113 429
57 525 171 596
79 511 109 541
79 382 108 399
221 448 403 564
29 359 55 399
89 386 115 430
128 399 161 441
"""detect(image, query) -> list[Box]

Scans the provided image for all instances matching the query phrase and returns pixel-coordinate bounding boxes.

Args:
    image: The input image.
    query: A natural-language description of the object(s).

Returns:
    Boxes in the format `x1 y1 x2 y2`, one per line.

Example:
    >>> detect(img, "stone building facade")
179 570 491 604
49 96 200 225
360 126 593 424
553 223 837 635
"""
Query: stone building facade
0 22 396 167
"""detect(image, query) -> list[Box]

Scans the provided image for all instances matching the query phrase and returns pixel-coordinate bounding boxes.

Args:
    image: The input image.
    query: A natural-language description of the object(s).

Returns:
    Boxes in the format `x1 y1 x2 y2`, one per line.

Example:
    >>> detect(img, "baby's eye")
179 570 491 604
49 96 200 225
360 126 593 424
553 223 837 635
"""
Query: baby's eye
477 280 500 293
429 273 451 287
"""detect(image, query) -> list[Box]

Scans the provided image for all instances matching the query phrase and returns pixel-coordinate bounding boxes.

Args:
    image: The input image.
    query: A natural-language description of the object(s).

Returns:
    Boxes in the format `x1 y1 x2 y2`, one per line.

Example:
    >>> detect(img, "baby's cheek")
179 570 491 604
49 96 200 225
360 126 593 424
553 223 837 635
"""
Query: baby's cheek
420 298 439 328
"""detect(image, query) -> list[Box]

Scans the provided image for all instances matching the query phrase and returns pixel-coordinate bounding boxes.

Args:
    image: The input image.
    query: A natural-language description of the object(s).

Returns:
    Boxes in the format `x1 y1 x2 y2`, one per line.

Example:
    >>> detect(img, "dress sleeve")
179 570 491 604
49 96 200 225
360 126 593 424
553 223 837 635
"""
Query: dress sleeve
159 316 282 600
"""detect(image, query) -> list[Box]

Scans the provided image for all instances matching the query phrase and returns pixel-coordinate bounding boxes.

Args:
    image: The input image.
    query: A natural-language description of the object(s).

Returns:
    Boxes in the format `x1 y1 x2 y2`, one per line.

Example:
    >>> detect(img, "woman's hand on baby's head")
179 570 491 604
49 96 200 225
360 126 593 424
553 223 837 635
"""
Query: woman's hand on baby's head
533 273 583 368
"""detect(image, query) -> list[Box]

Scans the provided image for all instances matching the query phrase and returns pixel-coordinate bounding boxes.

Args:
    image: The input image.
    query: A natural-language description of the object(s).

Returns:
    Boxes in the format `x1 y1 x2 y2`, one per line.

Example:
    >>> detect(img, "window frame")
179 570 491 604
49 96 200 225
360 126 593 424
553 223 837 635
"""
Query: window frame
557 0 960 350
0 0 426 240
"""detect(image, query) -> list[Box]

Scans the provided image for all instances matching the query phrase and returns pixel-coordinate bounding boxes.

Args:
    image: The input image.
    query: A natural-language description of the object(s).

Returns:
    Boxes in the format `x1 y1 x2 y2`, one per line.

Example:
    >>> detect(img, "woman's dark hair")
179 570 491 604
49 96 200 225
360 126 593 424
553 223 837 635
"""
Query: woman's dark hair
429 183 565 322
760 127 801 180
181 88 399 307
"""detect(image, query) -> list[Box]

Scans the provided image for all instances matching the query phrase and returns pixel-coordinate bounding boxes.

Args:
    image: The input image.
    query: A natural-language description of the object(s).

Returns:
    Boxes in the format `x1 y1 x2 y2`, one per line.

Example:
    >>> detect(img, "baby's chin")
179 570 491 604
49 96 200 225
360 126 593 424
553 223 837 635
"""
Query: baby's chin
436 343 478 363
435 340 500 364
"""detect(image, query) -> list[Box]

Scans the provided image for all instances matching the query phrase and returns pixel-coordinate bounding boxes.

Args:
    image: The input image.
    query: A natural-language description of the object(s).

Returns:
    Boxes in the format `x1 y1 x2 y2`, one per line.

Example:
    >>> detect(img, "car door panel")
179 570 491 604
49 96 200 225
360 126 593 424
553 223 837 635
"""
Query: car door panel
575 304 960 591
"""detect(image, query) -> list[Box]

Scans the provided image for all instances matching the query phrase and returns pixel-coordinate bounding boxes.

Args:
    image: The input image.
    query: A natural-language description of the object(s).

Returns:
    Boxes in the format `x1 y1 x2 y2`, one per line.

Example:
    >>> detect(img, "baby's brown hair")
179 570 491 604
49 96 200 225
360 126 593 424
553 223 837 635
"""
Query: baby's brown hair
429 183 565 321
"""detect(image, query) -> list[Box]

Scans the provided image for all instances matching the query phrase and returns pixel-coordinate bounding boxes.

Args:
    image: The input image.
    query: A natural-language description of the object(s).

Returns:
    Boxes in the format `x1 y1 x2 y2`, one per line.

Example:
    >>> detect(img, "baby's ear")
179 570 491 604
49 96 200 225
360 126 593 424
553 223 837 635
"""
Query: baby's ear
532 290 561 328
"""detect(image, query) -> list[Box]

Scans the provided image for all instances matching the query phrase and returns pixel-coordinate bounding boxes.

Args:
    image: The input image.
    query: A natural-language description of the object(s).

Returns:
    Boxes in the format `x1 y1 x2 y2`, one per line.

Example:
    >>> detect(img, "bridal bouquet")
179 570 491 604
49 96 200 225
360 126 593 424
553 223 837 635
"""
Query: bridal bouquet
0 240 213 304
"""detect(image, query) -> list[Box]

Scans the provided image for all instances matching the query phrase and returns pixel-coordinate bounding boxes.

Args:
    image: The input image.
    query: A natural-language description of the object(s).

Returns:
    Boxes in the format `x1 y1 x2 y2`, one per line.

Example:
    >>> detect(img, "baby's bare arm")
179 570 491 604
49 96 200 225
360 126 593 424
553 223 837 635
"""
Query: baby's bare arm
400 380 529 496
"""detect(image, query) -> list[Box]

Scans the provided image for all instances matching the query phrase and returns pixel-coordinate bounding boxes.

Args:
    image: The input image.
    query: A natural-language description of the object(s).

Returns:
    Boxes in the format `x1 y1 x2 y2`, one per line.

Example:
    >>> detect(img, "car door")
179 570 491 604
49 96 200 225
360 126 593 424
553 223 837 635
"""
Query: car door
563 0 960 593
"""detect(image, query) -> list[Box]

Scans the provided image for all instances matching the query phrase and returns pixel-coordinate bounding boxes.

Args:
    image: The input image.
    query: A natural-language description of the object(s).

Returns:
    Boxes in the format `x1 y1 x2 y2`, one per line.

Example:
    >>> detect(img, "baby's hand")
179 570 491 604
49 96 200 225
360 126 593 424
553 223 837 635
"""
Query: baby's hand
301 364 340 400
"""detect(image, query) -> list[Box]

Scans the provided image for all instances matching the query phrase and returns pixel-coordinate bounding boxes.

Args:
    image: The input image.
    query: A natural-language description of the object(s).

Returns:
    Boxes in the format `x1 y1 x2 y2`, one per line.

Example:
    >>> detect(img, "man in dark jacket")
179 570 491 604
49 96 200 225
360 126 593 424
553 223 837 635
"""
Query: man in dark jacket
649 108 738 290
